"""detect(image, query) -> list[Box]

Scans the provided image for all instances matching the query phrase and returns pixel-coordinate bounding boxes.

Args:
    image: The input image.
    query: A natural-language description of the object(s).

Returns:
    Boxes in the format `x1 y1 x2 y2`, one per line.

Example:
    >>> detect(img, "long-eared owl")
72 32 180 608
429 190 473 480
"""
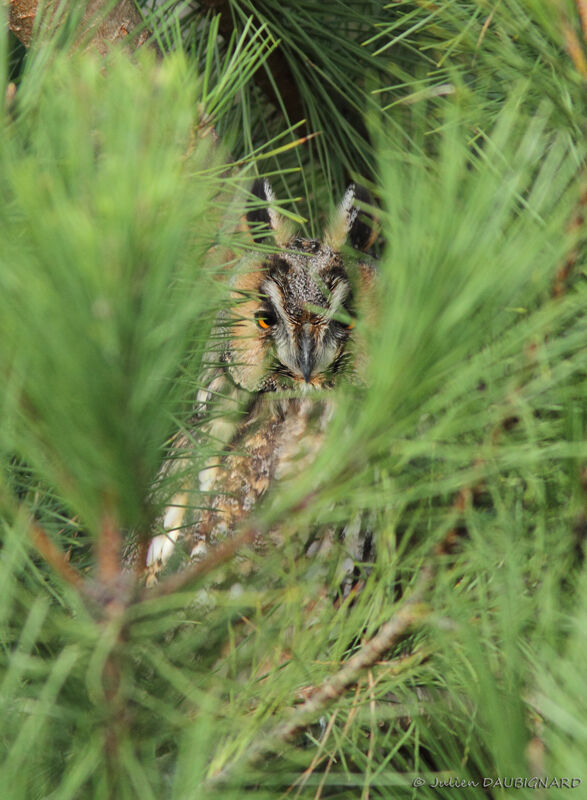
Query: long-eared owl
144 179 376 585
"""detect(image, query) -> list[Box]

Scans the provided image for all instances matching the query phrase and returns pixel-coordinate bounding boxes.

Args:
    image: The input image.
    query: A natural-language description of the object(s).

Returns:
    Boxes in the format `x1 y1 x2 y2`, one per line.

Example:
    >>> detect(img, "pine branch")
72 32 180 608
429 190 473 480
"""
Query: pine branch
206 563 432 786
576 0 587 42
96 512 123 587
30 519 86 591
143 493 318 600
553 180 587 298
141 524 258 600
265 570 430 744
196 0 305 124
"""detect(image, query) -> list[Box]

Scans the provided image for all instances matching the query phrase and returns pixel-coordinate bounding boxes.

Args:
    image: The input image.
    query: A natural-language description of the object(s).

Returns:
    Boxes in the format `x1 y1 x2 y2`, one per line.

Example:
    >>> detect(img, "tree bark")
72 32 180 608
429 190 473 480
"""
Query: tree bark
8 0 151 54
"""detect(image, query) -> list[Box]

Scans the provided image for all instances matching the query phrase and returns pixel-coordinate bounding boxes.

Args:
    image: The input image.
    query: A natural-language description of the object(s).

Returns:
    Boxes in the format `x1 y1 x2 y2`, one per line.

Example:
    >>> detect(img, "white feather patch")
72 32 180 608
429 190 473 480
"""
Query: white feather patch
146 530 180 567
146 492 188 568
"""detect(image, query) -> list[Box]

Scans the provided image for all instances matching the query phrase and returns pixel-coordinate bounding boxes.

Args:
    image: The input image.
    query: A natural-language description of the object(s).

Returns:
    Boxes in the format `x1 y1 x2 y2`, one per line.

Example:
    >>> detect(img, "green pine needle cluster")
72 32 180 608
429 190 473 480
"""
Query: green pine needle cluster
1 2 586 798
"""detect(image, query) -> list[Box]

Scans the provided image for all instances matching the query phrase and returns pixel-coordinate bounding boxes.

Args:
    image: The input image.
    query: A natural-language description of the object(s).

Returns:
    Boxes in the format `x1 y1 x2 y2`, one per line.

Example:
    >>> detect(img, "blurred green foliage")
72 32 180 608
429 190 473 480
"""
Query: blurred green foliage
0 1 586 798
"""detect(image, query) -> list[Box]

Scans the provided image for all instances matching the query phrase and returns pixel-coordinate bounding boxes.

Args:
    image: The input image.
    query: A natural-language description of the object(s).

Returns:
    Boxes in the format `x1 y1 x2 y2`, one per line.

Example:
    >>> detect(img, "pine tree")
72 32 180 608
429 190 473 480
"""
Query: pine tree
1 2 586 797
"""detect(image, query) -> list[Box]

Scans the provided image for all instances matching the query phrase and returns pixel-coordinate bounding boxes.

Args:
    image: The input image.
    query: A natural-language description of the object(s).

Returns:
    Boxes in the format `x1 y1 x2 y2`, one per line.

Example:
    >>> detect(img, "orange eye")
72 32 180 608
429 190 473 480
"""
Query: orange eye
335 319 354 331
255 309 277 329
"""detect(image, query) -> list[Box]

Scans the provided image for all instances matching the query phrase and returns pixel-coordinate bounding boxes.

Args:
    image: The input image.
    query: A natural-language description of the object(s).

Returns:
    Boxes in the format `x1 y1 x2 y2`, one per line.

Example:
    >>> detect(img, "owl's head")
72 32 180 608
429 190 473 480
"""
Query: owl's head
225 179 376 392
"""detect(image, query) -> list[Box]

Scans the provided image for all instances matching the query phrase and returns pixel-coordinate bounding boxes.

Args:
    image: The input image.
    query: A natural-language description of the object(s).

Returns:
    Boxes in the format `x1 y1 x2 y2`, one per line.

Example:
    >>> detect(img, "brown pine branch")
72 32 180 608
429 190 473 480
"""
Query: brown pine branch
142 492 318 600
553 181 587 298
207 564 433 785
30 519 86 591
576 0 587 42
265 568 431 743
141 524 258 600
96 511 123 587
560 1 587 78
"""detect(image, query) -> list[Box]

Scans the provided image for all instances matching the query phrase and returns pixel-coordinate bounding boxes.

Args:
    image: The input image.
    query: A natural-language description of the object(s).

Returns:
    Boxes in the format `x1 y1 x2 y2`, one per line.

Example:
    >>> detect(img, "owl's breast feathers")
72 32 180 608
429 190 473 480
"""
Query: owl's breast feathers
194 394 334 550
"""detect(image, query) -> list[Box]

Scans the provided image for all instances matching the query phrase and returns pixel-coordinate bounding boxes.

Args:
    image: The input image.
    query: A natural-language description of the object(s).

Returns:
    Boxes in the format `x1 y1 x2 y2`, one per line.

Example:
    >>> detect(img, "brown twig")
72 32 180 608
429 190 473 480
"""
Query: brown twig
30 520 86 591
552 182 587 298
474 6 497 54
208 565 432 784
96 511 123 587
362 670 376 800
286 708 339 798
576 0 587 42
141 524 258 601
314 687 361 800
561 0 587 79
143 492 318 600
269 567 431 743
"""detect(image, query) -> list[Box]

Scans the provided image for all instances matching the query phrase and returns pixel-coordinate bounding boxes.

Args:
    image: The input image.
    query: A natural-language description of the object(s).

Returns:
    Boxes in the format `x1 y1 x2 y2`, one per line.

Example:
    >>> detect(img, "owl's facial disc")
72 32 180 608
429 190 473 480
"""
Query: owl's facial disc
257 242 353 385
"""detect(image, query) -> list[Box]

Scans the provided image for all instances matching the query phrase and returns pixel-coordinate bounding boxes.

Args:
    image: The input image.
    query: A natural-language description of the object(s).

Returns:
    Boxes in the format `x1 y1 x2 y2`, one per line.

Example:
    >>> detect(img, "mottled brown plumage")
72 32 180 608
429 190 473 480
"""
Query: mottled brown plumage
144 180 376 584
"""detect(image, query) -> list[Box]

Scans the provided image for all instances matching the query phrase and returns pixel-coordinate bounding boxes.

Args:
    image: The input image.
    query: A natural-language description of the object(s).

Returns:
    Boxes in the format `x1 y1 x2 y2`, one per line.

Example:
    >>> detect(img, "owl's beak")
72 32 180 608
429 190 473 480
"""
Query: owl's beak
298 328 315 383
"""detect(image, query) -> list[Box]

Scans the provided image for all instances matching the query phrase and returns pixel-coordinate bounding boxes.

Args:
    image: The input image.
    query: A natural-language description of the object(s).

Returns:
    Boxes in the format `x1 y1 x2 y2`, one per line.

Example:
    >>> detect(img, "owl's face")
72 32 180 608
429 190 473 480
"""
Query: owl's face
255 238 353 386
225 180 376 393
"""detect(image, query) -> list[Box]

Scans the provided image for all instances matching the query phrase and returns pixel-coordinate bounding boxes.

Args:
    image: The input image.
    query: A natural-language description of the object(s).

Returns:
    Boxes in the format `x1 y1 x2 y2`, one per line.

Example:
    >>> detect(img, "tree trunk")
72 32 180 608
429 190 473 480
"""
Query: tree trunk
8 0 151 54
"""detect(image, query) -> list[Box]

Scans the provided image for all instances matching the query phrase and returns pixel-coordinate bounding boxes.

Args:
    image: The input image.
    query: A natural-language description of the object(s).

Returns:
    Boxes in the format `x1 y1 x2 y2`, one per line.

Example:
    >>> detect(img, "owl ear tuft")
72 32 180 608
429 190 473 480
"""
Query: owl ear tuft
247 178 285 242
326 183 377 252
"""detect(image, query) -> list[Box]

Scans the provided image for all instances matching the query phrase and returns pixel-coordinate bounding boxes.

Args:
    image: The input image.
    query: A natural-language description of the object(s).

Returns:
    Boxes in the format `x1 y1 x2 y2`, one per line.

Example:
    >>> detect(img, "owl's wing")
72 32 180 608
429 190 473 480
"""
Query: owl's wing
143 320 255 580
